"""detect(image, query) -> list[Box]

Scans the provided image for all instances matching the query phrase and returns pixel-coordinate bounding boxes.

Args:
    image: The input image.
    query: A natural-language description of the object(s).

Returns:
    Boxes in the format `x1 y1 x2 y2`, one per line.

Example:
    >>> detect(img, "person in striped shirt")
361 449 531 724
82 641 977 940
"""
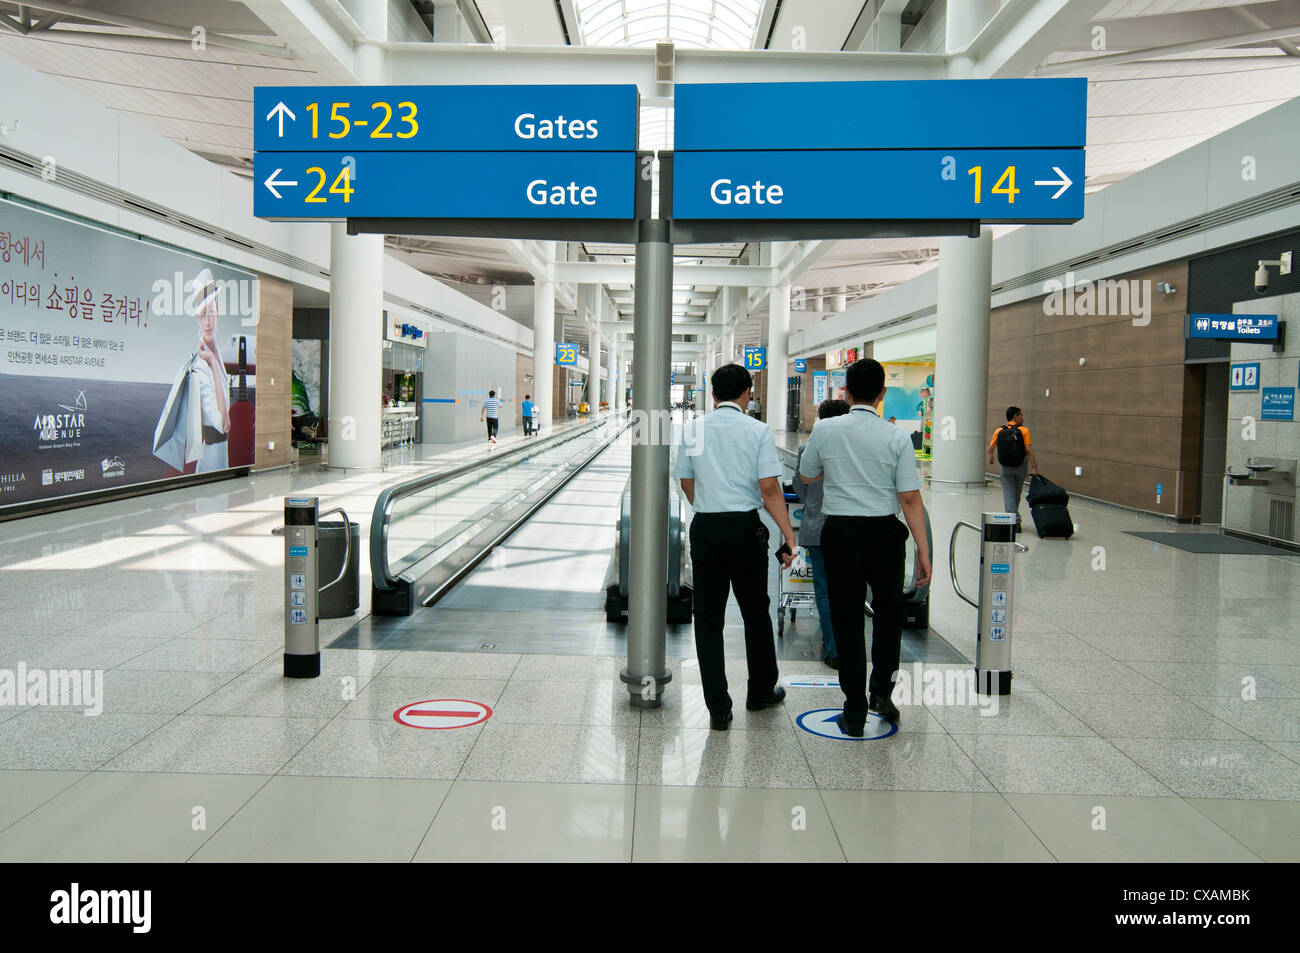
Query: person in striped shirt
481 390 501 445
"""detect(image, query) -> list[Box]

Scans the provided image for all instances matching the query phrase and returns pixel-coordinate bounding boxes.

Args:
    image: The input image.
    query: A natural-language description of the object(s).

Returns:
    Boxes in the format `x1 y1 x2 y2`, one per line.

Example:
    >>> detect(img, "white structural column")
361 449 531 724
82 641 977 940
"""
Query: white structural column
829 286 847 313
326 0 386 468
767 281 791 431
328 223 385 467
931 0 999 484
932 228 993 484
606 335 618 410
532 267 556 425
586 315 600 407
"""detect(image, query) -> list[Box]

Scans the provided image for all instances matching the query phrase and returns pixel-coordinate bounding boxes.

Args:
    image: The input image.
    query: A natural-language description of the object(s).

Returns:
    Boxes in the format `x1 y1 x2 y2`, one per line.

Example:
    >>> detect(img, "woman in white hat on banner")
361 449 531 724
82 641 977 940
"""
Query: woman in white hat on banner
189 268 230 473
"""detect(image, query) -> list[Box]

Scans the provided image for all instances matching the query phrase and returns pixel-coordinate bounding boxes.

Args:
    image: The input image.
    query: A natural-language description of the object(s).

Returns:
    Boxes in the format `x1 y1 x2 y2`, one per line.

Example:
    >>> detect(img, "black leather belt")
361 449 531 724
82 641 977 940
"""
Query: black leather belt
202 426 228 445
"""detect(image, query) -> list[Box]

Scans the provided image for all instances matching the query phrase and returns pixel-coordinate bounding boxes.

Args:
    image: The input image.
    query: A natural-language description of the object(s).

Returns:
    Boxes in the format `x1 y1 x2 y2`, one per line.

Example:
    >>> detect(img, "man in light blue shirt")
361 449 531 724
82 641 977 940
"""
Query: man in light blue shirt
674 364 797 731
800 359 931 735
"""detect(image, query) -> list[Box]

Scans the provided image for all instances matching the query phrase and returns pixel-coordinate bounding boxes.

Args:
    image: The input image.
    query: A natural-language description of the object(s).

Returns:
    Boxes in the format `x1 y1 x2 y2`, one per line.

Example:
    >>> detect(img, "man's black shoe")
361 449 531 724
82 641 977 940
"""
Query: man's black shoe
824 656 839 670
745 685 786 711
869 693 900 724
710 711 733 731
836 713 864 737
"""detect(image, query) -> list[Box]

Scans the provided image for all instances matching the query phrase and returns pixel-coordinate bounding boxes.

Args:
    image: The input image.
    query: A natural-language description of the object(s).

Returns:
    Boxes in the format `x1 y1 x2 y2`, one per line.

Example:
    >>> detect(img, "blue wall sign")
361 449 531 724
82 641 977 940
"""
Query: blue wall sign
1229 362 1260 391
744 347 766 371
254 151 635 219
1188 314 1279 341
794 358 807 372
555 342 579 366
1262 388 1295 421
254 85 639 152
674 80 1087 151
671 148 1084 221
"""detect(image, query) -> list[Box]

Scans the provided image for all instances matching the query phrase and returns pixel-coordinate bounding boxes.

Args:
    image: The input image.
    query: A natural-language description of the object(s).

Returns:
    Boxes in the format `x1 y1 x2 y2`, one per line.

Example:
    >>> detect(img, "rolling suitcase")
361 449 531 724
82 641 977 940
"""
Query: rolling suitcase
1027 474 1069 507
1030 503 1074 539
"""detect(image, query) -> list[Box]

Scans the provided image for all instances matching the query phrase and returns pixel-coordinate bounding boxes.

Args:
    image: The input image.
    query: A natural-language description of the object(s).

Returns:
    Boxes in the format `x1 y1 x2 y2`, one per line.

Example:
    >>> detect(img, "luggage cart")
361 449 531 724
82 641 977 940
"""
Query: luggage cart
776 491 817 637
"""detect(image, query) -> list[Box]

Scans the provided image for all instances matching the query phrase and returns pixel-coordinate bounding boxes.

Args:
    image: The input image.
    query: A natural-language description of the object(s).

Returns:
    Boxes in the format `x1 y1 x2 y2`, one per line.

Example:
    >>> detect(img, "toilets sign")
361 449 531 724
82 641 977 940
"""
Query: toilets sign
252 84 638 220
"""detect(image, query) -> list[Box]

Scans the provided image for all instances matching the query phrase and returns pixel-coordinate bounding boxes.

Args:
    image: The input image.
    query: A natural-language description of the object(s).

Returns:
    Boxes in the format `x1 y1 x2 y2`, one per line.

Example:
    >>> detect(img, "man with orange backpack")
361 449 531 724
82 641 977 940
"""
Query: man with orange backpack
988 406 1038 534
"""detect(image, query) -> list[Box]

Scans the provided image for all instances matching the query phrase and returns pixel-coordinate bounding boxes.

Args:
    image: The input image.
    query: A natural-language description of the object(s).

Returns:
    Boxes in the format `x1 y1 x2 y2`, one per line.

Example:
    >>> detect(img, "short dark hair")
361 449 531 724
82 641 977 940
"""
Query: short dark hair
489 390 496 397
1005 406 1021 421
712 363 752 402
818 398 850 420
845 358 885 403
525 394 531 400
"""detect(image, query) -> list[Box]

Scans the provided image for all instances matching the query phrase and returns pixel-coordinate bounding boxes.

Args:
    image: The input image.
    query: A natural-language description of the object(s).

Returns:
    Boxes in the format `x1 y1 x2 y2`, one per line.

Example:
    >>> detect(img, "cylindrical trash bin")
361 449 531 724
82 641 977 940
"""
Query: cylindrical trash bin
317 519 360 618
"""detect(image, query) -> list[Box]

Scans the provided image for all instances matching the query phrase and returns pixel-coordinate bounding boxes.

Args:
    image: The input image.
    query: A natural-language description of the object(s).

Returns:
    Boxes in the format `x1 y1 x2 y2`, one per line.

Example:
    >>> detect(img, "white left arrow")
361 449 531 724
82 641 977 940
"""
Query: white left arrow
263 168 297 199
1034 166 1073 200
266 101 295 137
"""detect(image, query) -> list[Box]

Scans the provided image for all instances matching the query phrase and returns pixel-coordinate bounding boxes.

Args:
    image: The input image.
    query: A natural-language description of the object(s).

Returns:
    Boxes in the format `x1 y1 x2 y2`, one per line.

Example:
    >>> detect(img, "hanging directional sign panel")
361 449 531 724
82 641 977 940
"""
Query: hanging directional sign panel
674 79 1086 151
253 151 636 219
672 149 1085 222
671 79 1086 226
253 84 640 224
254 85 639 152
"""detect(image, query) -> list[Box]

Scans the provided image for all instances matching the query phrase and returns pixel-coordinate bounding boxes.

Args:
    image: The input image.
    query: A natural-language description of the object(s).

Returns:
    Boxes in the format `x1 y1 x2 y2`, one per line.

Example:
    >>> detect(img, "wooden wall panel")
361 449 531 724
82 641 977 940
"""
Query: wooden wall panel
255 274 292 470
985 261 1197 517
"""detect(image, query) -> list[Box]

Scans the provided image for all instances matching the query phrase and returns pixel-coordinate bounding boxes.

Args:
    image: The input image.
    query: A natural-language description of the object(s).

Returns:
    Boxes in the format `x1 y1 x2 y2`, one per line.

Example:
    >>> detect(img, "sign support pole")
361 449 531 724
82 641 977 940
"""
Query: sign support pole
623 218 673 708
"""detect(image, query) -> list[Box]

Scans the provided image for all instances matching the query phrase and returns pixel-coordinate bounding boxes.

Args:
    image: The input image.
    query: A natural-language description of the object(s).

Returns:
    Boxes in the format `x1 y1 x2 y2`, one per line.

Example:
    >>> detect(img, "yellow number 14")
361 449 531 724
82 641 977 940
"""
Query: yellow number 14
968 165 1019 204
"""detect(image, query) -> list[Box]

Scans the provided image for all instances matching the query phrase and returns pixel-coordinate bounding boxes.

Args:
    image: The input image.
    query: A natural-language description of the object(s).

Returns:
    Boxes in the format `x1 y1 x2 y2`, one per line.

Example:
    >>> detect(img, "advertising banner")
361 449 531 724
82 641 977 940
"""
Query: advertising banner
0 201 258 508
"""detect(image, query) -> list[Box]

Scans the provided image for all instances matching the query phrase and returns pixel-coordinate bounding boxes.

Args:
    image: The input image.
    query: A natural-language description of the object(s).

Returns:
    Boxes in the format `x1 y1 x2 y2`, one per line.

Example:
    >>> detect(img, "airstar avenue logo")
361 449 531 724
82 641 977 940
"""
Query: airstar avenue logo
33 390 87 444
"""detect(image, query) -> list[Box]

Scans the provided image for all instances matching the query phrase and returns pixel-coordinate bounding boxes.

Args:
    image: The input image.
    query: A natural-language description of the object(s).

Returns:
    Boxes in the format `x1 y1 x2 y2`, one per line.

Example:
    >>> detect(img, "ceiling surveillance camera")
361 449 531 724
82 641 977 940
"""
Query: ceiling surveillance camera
1255 263 1270 294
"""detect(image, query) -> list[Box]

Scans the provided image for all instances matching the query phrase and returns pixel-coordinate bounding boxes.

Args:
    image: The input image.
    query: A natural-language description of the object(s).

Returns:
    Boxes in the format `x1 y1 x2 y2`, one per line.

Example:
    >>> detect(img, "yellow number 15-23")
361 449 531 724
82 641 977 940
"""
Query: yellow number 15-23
305 101 419 139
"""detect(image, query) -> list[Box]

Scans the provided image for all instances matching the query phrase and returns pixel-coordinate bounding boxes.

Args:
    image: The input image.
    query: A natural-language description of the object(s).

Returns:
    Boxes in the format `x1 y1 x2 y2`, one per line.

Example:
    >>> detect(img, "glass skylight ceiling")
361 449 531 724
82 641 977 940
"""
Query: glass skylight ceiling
575 0 764 50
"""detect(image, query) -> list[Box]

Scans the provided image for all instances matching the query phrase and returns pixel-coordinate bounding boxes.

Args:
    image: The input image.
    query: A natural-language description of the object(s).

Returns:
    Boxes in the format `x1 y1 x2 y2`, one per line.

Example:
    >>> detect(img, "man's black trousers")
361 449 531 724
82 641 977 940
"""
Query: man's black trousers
820 514 908 724
688 510 779 717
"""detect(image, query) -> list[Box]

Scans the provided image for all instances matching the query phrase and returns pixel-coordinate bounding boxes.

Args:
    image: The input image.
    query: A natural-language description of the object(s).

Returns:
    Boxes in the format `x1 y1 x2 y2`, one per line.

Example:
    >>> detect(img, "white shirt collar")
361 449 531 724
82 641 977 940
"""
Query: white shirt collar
717 401 743 412
851 404 879 416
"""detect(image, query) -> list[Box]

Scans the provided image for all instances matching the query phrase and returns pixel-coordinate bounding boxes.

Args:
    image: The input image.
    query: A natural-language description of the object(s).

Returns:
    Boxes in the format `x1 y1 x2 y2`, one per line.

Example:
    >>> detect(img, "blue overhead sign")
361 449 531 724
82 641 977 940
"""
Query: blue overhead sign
674 80 1087 151
254 85 639 152
1187 314 1279 341
253 151 636 219
556 342 579 366
744 347 766 371
672 148 1085 221
794 359 807 373
672 79 1085 225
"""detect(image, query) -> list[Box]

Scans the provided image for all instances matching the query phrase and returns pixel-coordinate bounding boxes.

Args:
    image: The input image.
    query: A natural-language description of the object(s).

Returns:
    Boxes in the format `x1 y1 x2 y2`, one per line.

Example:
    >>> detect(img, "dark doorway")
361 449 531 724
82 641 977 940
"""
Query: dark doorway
1198 362 1230 524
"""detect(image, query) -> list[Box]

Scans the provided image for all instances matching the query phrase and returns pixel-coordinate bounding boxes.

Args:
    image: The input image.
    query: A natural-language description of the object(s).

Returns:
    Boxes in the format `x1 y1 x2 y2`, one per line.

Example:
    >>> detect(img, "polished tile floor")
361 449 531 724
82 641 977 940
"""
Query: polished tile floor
1 421 1298 861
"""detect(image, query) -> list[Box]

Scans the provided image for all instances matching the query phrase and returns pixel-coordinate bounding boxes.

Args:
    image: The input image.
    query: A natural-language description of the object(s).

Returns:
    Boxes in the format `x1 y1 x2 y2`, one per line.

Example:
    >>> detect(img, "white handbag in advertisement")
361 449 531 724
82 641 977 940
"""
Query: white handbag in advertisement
152 353 203 470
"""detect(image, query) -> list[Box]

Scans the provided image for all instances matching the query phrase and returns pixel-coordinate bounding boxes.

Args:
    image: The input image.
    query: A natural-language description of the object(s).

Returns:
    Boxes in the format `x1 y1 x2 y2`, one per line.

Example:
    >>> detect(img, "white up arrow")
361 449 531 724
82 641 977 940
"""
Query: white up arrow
266 101 295 137
1033 167 1073 200
263 168 297 199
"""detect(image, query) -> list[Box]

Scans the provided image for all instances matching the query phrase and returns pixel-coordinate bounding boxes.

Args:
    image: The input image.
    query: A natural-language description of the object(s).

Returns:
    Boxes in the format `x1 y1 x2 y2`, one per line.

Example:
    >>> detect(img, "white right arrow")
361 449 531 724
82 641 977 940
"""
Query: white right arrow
1034 166 1073 200
263 168 297 199
266 101 296 137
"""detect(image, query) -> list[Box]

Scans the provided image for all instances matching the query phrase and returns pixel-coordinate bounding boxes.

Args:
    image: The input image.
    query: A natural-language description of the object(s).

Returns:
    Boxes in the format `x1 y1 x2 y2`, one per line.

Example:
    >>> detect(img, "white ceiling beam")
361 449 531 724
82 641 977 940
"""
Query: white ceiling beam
552 261 777 286
601 322 724 334
1035 22 1300 75
968 0 1111 79
385 44 946 90
241 0 359 83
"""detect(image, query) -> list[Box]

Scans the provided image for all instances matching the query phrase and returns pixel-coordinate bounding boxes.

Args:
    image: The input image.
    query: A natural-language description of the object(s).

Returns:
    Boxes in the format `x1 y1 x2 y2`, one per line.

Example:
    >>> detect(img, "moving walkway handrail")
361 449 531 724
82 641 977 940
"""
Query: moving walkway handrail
371 418 608 591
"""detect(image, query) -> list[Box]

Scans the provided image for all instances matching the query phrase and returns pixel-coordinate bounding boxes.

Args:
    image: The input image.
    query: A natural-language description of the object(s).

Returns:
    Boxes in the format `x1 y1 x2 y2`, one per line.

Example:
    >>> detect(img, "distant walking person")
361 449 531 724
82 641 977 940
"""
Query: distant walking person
799 359 931 735
988 406 1038 532
674 363 797 731
793 398 851 669
481 390 502 446
521 394 536 436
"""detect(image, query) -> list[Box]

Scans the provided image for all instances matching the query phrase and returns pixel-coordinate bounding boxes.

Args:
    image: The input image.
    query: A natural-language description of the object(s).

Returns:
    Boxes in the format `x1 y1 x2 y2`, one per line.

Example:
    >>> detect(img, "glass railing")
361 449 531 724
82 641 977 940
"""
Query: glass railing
372 418 619 593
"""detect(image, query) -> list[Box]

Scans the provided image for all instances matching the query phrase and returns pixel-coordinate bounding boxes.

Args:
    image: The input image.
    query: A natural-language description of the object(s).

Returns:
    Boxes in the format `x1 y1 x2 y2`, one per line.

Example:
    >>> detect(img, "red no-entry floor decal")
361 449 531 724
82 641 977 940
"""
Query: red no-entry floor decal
393 698 493 730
